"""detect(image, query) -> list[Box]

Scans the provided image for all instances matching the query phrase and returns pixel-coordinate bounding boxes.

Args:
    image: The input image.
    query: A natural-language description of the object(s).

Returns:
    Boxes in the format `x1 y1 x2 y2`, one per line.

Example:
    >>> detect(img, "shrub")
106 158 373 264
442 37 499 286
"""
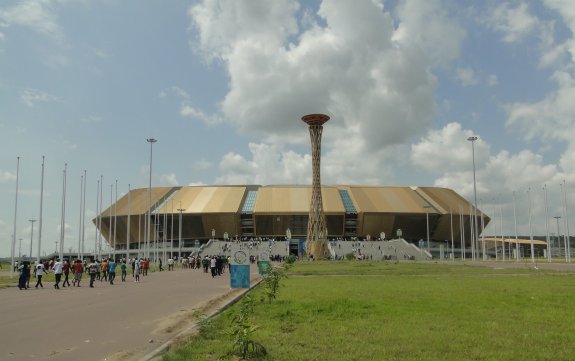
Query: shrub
228 296 267 359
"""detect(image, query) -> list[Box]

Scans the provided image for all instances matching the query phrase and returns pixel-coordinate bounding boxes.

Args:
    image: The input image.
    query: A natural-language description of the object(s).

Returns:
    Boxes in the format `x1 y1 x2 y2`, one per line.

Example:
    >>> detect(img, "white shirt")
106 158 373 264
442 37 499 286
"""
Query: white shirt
35 263 45 277
52 261 63 274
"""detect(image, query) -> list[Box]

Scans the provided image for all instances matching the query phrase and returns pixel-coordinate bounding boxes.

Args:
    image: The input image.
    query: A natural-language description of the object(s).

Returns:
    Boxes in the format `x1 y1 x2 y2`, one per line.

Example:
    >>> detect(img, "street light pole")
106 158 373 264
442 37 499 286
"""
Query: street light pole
467 136 479 261
146 138 157 260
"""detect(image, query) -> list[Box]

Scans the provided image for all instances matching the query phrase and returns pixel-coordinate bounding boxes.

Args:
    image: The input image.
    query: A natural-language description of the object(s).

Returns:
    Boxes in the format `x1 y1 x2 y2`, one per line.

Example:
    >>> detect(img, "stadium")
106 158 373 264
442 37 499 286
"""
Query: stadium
93 184 491 260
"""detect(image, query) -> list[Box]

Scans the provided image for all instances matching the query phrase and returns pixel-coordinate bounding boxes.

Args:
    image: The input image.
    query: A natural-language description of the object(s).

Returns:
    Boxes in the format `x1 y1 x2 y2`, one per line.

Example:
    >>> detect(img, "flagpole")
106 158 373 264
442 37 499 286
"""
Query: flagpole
544 185 551 262
513 191 519 261
60 163 67 262
81 170 87 261
450 208 454 260
37 156 45 264
527 188 535 263
78 174 84 259
127 184 131 261
561 181 570 263
10 156 21 279
94 179 100 260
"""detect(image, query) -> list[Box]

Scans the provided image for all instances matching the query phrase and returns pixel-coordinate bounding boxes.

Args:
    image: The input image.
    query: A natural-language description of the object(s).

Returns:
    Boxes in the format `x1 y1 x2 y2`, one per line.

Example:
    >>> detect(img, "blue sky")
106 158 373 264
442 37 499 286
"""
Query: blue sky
1 0 574 257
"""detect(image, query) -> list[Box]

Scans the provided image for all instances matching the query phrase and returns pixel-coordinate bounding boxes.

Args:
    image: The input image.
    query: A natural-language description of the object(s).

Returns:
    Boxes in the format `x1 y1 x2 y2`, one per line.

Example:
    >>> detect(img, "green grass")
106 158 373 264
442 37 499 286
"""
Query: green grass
162 261 575 361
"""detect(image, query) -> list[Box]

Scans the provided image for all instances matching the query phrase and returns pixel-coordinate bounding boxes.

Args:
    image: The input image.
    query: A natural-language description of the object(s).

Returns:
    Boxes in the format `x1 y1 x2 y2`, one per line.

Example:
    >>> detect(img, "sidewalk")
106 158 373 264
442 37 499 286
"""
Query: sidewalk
0 266 260 361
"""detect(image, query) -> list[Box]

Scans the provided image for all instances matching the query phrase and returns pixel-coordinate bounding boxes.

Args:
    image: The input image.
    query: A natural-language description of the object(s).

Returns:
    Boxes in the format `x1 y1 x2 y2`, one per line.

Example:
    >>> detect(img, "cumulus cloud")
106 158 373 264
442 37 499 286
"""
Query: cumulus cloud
0 0 64 42
159 173 179 186
411 122 569 235
411 123 488 174
216 143 311 185
506 70 575 143
486 2 538 43
188 0 465 168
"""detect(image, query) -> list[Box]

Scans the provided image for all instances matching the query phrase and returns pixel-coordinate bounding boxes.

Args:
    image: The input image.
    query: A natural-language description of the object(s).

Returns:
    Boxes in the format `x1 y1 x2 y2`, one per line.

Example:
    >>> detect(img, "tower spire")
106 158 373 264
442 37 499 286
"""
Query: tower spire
302 114 330 259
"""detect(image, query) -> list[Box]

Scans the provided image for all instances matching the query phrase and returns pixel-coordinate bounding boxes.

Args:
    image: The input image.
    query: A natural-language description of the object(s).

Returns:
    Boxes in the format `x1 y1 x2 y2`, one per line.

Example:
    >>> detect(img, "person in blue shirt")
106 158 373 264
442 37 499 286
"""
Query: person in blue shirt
108 258 117 285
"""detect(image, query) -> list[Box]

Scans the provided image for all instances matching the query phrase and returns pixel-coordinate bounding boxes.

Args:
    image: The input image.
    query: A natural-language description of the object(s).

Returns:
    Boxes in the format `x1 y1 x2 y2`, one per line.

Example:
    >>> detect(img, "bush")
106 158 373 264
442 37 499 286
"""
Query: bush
228 296 267 359
345 252 355 260
285 254 297 265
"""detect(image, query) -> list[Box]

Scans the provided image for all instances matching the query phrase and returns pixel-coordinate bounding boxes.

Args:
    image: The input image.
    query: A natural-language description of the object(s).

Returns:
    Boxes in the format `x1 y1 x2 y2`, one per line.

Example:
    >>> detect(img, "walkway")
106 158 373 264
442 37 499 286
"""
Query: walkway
0 265 260 361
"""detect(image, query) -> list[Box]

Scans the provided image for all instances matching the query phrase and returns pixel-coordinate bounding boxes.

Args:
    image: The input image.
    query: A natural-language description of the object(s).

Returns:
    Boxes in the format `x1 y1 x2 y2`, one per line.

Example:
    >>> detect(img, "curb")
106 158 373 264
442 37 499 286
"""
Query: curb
139 278 263 361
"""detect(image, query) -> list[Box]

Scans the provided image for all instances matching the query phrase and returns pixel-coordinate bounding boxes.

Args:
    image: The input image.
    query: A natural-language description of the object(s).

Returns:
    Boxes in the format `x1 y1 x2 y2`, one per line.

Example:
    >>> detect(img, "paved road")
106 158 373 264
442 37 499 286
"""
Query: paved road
1 265 260 361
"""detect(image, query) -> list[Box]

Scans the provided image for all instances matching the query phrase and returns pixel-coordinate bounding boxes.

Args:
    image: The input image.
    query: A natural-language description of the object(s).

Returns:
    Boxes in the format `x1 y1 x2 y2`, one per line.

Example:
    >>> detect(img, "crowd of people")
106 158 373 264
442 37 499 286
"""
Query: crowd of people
14 254 234 290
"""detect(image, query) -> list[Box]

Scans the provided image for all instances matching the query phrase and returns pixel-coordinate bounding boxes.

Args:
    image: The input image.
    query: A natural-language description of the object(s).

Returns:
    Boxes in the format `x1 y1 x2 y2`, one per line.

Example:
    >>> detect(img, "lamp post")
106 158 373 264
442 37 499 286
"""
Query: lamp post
18 239 22 259
29 219 37 259
467 136 479 261
146 138 157 259
177 208 185 259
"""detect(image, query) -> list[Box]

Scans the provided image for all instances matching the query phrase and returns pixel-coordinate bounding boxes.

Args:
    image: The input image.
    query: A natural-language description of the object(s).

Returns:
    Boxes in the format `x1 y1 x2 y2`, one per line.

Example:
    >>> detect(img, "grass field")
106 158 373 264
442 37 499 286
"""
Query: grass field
162 261 575 361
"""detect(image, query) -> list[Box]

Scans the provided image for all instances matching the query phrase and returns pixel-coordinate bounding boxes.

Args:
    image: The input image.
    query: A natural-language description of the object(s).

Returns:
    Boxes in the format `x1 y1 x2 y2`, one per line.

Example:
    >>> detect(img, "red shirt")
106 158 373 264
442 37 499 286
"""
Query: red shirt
73 262 83 273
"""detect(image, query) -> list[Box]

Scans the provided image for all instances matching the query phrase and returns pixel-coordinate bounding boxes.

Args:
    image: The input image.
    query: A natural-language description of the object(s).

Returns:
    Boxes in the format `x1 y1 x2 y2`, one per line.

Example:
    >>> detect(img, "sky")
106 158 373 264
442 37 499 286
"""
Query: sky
1 0 574 258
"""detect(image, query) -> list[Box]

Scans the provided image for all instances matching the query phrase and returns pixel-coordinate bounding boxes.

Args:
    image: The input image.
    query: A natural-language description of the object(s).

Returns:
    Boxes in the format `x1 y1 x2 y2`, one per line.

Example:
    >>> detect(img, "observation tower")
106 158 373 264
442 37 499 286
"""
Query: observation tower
301 113 330 259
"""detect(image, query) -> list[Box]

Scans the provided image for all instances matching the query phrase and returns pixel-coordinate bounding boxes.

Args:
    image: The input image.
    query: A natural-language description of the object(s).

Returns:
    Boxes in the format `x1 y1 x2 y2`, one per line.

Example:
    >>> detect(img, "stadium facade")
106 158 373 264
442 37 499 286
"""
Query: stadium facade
92 185 489 258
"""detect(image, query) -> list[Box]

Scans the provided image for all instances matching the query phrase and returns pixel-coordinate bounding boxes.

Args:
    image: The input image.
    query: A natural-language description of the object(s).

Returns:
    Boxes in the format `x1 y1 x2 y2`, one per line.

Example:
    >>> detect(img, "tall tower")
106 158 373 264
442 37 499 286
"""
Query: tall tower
302 113 330 259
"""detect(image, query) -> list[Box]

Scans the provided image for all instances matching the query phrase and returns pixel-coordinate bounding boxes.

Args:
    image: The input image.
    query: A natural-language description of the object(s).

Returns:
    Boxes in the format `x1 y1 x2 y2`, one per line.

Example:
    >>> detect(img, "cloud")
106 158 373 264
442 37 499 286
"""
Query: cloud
487 74 499 86
192 158 213 172
20 88 61 107
189 0 464 156
180 104 223 125
411 122 489 174
159 173 179 186
0 0 64 42
160 86 223 125
486 2 538 43
0 170 16 183
456 67 479 86
216 143 311 185
410 122 569 236
506 70 575 143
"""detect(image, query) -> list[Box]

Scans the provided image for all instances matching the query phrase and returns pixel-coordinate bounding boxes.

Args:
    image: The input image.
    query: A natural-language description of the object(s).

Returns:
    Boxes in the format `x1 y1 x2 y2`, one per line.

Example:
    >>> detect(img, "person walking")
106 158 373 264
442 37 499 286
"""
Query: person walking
120 260 127 282
62 259 71 287
134 258 141 282
100 259 109 281
108 258 117 285
34 261 47 288
88 260 97 288
167 257 174 271
210 256 217 278
158 258 163 272
18 261 29 290
52 258 63 290
72 259 84 287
